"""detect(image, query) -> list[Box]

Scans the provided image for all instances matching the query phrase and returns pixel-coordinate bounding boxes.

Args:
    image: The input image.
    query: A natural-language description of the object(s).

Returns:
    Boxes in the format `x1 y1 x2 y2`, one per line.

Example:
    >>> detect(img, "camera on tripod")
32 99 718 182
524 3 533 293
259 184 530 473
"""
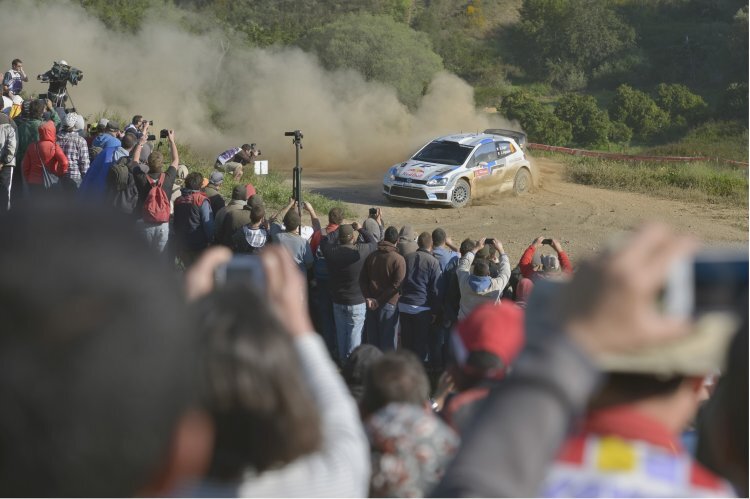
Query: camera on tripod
39 61 83 86
285 130 303 141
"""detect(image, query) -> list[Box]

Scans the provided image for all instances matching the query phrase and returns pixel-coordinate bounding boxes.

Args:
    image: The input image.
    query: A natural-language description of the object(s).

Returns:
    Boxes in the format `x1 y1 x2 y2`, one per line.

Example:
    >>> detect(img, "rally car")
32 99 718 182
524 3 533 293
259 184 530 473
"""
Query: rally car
382 129 533 208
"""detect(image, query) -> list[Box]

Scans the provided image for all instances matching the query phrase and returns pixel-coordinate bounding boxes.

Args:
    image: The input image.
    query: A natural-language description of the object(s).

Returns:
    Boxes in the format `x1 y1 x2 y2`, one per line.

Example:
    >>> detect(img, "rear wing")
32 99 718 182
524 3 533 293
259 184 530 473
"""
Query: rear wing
483 129 527 149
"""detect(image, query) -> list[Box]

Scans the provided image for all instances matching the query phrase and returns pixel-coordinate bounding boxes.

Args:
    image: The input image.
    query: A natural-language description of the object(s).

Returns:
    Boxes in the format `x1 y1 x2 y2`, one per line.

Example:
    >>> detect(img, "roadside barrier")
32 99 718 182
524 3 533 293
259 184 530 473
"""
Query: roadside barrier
527 143 748 167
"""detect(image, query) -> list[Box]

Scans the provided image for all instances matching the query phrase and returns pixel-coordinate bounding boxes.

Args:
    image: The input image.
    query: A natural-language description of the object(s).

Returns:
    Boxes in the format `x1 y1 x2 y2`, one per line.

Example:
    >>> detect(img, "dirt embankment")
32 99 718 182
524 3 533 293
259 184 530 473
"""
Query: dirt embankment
303 156 748 264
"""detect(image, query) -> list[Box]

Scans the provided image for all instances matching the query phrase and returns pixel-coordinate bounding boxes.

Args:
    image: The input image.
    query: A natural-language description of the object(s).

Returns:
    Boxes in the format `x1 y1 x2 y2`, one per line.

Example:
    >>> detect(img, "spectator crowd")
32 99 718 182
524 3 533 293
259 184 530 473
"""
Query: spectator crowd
0 56 746 498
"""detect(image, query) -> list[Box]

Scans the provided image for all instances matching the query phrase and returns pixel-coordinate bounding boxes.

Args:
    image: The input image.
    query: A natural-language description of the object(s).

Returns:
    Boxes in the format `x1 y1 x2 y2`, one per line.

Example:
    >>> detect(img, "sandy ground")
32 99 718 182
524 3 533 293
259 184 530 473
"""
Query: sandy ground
301 156 748 264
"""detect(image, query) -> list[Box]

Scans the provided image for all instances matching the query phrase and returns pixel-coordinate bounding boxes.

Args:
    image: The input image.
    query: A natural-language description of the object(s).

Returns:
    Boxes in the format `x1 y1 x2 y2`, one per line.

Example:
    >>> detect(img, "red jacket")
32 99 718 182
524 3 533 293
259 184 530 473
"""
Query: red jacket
22 120 68 185
518 244 572 279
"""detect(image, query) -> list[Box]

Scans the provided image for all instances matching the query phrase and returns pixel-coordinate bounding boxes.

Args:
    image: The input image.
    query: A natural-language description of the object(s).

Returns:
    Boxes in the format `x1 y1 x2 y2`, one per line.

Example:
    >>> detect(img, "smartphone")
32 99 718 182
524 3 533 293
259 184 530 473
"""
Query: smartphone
214 255 266 291
542 238 553 245
663 248 748 318
485 238 495 246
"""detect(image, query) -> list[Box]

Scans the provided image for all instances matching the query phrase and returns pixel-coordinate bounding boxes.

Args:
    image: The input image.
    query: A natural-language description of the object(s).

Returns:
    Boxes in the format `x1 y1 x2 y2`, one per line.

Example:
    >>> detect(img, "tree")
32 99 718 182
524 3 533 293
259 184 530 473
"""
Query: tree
554 94 611 147
656 83 708 126
499 90 572 145
518 0 636 84
718 82 749 122
298 14 443 109
609 85 670 141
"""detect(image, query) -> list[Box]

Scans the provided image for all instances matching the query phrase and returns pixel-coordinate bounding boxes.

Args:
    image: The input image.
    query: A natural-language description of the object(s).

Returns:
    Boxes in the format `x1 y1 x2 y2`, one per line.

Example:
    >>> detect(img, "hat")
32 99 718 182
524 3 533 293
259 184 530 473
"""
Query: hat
97 118 109 128
209 171 224 185
339 224 354 242
105 121 120 132
64 112 81 130
231 184 248 201
245 183 257 199
597 312 738 376
399 225 415 241
453 302 525 376
366 403 459 498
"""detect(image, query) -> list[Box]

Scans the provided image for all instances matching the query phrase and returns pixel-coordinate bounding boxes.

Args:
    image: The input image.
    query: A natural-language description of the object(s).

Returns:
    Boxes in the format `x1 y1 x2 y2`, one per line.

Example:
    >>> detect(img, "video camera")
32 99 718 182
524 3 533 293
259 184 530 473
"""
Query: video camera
40 61 83 86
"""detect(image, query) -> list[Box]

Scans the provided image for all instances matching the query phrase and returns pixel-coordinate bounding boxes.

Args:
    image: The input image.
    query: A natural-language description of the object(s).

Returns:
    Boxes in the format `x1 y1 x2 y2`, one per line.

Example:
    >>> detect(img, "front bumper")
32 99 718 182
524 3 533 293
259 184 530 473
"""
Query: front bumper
382 182 453 205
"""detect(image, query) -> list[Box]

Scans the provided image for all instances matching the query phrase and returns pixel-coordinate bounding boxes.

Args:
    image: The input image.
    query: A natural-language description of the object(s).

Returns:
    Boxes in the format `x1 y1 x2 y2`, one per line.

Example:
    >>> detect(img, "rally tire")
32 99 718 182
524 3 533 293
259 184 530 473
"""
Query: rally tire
451 179 471 208
513 168 531 195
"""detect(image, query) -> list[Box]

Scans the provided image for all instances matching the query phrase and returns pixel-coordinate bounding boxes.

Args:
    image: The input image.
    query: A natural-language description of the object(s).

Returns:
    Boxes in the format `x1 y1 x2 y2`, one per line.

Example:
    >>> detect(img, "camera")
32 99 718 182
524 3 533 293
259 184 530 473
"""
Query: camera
485 238 495 246
663 248 748 318
146 134 156 141
147 120 154 126
542 238 553 245
214 255 266 291
160 129 169 139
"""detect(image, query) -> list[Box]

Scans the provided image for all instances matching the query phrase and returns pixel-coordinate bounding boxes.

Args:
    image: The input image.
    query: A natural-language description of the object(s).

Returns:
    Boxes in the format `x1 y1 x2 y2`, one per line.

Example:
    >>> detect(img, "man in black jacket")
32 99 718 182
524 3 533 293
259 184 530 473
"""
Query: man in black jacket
321 224 377 364
399 231 441 362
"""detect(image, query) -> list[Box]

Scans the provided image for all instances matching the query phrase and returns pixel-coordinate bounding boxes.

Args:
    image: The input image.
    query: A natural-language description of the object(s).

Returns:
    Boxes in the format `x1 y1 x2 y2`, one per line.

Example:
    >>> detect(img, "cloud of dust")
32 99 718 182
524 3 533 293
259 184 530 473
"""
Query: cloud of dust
1 1 516 175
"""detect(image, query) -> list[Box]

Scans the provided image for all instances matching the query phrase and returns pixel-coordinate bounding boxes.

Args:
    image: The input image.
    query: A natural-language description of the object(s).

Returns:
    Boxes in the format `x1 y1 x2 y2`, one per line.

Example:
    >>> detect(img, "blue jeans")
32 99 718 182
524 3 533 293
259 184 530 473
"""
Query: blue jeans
365 303 399 352
332 302 366 363
138 221 170 253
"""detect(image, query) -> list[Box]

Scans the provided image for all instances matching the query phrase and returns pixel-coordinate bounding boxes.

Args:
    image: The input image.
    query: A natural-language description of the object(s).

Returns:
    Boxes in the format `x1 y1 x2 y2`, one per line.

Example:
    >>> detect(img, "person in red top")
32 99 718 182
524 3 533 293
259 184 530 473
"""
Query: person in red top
518 236 572 280
22 120 68 195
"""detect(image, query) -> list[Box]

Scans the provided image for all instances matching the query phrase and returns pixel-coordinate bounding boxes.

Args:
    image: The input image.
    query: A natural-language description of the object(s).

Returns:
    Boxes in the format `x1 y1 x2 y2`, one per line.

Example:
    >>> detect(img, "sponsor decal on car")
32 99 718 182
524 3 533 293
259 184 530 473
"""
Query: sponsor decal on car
402 167 425 179
474 168 490 178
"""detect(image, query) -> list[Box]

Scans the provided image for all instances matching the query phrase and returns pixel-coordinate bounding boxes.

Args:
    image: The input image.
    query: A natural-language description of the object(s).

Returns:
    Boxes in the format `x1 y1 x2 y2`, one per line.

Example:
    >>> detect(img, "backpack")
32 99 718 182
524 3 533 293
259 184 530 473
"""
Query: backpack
143 173 170 223
107 156 139 214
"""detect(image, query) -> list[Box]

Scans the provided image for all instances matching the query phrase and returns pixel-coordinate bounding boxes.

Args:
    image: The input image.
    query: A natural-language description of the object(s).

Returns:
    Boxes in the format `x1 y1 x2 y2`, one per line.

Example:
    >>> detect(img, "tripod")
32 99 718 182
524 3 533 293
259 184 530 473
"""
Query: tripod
285 130 304 234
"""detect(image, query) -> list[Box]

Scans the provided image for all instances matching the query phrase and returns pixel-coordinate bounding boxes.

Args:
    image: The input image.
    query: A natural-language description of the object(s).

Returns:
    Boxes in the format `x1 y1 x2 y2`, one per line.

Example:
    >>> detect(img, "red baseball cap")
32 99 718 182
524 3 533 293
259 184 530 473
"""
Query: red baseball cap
452 301 525 377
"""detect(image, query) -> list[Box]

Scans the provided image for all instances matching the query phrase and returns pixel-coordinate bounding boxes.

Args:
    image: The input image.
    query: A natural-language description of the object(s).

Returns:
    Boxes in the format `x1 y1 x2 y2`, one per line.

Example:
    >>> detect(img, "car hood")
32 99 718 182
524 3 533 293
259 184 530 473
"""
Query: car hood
394 160 456 181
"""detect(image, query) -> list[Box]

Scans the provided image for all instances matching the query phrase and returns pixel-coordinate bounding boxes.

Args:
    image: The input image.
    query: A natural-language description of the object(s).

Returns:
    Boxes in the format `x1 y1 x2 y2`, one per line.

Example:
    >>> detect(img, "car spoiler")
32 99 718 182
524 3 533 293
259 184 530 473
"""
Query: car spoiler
483 129 528 148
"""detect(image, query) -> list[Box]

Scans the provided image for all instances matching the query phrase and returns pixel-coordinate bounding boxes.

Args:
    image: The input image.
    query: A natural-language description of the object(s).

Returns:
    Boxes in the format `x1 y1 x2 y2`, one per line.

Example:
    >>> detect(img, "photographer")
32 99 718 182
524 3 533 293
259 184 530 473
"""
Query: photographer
214 143 259 181
518 236 573 281
37 60 82 108
3 59 28 97
362 207 384 241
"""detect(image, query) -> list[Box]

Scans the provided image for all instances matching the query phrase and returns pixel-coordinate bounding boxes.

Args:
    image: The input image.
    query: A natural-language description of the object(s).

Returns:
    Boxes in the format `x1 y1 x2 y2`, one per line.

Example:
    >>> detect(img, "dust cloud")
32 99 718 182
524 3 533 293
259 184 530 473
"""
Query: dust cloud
0 0 516 175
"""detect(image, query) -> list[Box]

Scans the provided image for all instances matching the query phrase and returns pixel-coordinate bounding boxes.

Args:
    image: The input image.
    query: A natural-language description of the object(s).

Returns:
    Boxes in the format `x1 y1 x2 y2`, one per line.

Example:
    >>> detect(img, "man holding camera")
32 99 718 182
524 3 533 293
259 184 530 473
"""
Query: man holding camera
215 143 260 181
363 207 384 241
456 237 511 320
518 236 573 281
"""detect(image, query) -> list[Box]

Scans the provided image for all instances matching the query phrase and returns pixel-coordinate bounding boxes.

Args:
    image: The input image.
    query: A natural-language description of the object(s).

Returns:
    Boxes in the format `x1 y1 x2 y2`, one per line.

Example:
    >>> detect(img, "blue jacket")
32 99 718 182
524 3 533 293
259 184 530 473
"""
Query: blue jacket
78 146 127 198
400 248 441 312
92 133 120 149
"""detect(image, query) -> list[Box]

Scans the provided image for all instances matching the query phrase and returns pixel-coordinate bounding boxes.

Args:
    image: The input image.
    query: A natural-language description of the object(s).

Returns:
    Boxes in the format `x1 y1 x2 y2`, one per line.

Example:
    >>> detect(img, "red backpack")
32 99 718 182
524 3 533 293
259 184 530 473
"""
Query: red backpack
143 174 171 223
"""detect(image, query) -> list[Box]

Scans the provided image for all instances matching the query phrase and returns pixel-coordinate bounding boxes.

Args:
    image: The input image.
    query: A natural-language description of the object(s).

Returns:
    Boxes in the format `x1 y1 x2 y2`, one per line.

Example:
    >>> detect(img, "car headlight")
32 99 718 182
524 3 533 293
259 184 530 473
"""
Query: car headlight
426 178 448 186
389 174 396 180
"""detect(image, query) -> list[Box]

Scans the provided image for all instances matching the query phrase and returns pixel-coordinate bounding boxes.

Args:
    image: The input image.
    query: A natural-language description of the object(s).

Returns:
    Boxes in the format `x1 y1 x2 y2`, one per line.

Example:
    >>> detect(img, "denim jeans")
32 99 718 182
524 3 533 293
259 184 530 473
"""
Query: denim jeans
365 303 399 352
399 310 432 362
138 221 170 253
332 302 366 363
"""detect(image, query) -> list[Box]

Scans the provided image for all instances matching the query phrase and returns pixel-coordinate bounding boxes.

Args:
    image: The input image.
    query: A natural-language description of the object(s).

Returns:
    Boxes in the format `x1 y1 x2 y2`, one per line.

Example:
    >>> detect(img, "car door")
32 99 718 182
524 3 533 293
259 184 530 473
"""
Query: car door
468 142 498 181
491 141 517 184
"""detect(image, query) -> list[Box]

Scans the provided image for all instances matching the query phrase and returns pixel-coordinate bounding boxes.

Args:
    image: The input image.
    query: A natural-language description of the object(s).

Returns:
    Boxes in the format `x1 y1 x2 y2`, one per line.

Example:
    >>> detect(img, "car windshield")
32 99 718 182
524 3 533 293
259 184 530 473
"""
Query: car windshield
412 141 474 166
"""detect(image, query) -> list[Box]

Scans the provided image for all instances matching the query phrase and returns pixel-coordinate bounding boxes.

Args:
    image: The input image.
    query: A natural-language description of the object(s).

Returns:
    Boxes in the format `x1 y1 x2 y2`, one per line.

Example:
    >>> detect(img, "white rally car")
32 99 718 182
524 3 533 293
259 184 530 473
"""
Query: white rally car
383 129 533 208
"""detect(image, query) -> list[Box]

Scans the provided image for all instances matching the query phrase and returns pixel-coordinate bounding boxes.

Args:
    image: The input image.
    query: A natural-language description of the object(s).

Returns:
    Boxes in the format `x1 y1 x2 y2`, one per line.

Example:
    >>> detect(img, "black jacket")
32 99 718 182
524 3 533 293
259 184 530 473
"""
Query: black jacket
321 229 377 305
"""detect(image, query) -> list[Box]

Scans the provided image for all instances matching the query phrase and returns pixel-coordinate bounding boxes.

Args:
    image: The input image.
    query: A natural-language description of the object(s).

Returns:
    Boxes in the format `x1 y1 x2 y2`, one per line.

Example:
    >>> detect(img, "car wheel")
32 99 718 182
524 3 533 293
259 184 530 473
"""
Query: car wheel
513 168 531 195
450 179 471 208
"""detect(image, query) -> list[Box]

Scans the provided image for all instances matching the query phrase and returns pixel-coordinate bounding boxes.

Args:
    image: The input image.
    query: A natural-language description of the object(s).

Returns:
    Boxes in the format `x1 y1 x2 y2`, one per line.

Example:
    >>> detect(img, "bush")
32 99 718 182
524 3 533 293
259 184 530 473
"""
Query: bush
656 83 708 126
499 90 572 145
298 14 443 109
609 84 670 141
718 82 749 122
608 120 633 146
554 93 611 147
545 60 588 92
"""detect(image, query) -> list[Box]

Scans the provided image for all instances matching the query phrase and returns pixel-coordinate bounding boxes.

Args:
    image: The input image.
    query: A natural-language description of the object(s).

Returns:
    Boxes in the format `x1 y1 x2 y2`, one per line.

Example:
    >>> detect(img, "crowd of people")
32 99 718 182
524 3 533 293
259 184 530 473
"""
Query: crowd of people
0 57 747 498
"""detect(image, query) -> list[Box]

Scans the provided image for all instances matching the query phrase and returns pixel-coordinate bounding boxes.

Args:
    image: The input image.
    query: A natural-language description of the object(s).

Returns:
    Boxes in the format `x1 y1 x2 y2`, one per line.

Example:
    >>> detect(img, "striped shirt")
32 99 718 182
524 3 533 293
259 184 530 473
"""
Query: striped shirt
57 131 90 180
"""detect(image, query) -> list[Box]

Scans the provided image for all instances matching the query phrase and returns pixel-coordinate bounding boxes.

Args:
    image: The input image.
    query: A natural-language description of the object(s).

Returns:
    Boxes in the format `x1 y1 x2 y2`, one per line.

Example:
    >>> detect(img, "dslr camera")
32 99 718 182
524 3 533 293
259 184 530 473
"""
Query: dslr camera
160 129 169 139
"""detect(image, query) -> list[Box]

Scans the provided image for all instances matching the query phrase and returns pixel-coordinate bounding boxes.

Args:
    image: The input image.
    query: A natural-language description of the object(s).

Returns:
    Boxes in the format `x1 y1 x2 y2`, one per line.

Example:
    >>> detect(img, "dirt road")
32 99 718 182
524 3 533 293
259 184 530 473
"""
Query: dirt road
304 156 748 263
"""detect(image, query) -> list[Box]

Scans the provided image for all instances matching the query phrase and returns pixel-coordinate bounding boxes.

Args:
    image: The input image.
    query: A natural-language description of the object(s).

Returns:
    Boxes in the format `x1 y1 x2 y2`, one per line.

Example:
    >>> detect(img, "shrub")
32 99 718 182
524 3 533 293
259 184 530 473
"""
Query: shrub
656 83 708 126
608 120 633 146
718 82 749 122
609 84 670 141
499 90 572 145
298 14 443 109
554 93 611 147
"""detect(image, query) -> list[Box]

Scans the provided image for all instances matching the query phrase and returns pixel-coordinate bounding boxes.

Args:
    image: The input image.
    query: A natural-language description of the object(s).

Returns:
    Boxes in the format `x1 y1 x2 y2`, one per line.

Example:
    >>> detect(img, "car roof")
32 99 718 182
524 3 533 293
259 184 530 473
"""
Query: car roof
434 132 516 148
